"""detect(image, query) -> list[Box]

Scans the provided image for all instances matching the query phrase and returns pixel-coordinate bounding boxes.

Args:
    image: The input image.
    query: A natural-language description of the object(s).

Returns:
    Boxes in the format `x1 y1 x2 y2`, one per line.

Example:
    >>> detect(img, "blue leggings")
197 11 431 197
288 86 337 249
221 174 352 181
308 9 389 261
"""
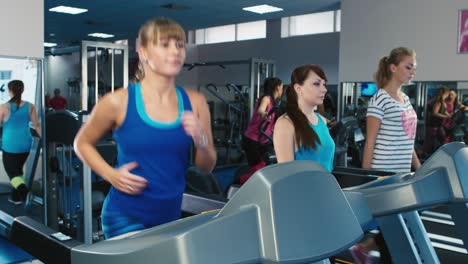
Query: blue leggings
101 210 145 239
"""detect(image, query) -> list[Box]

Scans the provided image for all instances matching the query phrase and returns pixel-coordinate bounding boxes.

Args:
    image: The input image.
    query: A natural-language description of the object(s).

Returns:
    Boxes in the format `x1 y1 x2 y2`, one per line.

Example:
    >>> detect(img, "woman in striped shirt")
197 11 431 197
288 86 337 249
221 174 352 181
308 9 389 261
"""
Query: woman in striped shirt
362 47 421 173
350 47 422 264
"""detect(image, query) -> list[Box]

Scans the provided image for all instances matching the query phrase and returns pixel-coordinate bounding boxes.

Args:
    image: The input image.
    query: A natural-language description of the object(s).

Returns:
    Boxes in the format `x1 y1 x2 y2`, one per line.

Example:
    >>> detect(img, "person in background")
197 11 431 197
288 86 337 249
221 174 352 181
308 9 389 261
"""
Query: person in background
442 89 468 143
352 47 421 264
74 17 216 239
430 87 452 147
49 88 67 110
0 80 41 204
273 64 335 172
45 93 51 108
419 87 451 157
240 77 283 183
447 89 468 112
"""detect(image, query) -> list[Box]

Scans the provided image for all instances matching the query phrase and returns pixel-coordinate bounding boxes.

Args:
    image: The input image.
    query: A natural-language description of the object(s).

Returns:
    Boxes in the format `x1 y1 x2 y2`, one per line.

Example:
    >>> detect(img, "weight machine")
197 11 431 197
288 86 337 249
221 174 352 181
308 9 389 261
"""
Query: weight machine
185 58 275 165
184 58 276 117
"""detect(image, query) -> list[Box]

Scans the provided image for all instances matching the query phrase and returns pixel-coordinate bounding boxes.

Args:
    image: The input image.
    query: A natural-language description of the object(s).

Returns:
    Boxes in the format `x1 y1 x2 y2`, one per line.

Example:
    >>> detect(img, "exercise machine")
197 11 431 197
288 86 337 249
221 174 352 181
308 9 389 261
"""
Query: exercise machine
10 161 371 264
344 142 468 263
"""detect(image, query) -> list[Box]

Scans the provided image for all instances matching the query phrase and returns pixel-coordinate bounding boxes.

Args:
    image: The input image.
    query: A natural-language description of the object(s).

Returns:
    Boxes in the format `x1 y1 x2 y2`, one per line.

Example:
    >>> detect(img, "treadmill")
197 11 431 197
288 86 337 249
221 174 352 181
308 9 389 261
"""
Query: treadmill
344 142 468 264
9 161 372 264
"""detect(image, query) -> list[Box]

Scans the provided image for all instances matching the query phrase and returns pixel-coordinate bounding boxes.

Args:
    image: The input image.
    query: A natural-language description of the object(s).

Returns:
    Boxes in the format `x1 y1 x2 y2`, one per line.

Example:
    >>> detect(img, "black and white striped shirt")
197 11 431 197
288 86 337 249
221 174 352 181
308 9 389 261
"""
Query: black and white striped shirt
367 89 417 173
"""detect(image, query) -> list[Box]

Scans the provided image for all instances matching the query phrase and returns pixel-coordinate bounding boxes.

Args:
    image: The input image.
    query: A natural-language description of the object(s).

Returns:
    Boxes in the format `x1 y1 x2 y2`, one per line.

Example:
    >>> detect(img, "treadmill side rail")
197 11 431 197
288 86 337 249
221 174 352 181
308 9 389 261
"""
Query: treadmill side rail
10 216 81 264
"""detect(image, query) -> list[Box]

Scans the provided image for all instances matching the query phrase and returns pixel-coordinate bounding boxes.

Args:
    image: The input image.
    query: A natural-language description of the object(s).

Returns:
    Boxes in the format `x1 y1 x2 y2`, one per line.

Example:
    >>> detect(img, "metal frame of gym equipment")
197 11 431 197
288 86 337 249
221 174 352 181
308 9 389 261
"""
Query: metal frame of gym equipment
79 41 129 243
41 41 129 243
198 83 249 165
81 41 129 244
80 40 129 111
184 58 276 118
185 58 275 165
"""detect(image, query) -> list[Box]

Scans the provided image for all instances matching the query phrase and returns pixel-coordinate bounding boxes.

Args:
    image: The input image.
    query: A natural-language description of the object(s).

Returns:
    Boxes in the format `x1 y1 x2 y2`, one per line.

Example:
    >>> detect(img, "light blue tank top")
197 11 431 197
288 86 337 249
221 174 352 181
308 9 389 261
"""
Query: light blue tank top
294 113 335 172
2 102 32 153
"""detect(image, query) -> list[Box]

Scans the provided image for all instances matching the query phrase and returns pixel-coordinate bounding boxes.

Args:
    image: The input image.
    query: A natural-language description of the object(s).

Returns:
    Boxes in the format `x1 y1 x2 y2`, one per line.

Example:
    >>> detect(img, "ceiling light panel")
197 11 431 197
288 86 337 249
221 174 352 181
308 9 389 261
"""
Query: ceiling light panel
49 6 88 15
88 33 115 38
243 5 283 14
44 42 57 47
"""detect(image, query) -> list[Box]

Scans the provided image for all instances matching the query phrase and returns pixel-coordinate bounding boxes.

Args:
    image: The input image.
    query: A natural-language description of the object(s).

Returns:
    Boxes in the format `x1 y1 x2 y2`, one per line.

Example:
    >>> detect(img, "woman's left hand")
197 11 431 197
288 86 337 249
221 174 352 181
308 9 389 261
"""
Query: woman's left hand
181 111 208 149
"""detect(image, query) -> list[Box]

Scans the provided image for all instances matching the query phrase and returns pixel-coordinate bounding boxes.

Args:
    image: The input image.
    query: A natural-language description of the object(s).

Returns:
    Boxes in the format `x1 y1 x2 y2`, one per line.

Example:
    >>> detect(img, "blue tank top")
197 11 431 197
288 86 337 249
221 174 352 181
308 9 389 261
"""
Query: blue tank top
294 113 335 172
103 83 193 227
2 102 32 153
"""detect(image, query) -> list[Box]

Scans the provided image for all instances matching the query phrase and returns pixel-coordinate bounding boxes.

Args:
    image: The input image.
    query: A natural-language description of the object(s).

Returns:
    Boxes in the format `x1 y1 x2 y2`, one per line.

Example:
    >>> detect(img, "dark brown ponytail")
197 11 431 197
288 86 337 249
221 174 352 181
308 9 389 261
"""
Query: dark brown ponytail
287 64 327 151
8 80 24 109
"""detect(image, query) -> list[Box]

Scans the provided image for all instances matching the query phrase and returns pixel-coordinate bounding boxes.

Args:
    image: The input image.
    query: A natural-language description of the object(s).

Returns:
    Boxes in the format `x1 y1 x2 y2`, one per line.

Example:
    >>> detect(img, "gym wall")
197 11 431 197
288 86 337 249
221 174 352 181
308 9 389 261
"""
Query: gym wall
179 19 340 88
0 0 44 58
46 53 81 99
339 0 468 82
177 44 199 91
0 0 44 185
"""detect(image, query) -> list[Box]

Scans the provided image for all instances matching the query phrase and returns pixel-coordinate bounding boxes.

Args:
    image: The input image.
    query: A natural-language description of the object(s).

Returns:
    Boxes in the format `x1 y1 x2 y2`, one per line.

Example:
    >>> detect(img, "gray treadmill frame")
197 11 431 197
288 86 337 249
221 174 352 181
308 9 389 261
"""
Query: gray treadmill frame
345 142 468 264
73 161 365 264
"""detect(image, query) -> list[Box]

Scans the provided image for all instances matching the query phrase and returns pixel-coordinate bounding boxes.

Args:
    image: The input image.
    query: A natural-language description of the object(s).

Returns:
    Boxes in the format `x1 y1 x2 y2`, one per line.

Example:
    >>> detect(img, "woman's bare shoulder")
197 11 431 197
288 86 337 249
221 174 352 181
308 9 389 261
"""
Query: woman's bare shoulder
276 114 294 129
183 87 208 112
101 88 128 108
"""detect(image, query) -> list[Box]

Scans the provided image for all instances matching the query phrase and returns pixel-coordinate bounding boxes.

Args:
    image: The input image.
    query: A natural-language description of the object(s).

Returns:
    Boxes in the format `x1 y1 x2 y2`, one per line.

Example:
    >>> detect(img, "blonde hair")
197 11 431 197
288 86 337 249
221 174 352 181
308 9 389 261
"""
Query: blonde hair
135 17 186 81
374 47 416 88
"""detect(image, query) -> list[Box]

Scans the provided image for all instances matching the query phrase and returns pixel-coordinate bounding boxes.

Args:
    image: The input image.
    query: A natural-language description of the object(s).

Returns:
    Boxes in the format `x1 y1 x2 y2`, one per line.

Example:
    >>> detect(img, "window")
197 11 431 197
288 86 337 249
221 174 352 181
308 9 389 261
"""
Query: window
237 20 266 41
0 71 12 80
335 10 341 32
205 25 236 44
195 29 205 45
193 20 266 45
282 10 341 38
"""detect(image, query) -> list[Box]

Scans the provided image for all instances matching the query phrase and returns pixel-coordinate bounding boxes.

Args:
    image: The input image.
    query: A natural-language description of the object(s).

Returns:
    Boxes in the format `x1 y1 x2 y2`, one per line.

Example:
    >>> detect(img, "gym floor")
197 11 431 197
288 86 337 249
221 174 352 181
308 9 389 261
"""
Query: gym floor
0 185 43 264
0 236 35 263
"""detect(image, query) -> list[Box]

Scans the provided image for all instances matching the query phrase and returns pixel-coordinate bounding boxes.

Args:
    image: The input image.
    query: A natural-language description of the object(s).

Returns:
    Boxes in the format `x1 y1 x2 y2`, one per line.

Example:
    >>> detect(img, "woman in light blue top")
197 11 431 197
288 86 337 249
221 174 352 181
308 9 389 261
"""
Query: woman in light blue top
0 80 41 204
273 64 335 172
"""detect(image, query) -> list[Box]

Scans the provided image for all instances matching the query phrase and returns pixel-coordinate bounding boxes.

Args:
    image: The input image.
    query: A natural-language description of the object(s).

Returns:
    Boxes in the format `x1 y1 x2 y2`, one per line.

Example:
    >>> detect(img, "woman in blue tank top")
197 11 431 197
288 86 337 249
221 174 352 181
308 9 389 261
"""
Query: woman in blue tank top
273 65 335 172
74 17 216 239
0 80 41 204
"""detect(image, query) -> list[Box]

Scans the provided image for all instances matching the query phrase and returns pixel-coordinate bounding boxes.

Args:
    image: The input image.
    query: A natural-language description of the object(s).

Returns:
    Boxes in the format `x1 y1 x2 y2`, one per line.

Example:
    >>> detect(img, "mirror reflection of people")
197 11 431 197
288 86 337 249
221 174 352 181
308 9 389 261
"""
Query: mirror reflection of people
49 88 67 110
273 64 335 172
0 80 41 204
74 17 216 239
442 89 468 143
430 87 451 147
447 89 468 113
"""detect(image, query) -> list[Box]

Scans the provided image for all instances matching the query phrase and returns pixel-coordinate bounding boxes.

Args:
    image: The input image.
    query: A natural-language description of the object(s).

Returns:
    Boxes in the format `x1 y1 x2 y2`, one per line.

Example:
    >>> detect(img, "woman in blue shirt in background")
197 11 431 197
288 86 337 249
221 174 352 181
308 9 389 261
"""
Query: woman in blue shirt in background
1 80 41 204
